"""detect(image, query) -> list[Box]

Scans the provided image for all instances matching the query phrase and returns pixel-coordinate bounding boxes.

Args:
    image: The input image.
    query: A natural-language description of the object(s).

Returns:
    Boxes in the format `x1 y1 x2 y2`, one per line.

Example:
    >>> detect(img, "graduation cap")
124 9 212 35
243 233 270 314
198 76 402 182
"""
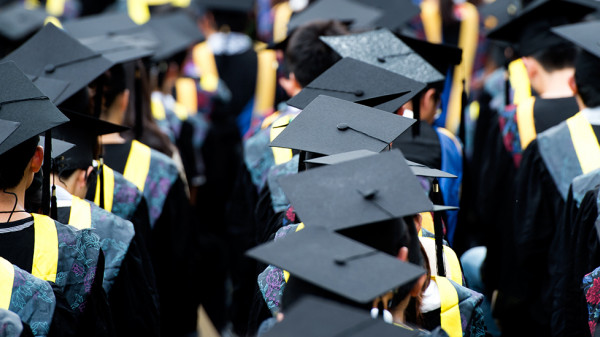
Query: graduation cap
0 119 20 147
287 58 426 113
196 0 255 12
145 10 205 61
287 0 382 34
278 150 435 230
62 13 158 64
395 34 462 76
351 0 421 33
262 295 420 337
38 136 75 159
551 20 600 59
2 23 114 105
478 0 521 31
321 29 445 85
270 95 415 155
486 0 595 56
246 226 426 304
0 61 69 156
0 2 47 42
304 149 457 178
52 109 129 171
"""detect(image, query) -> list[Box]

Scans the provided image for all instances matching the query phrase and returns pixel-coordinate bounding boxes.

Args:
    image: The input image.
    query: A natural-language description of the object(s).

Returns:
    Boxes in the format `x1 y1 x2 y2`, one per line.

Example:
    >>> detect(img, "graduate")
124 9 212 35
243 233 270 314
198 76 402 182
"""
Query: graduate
0 61 113 336
505 18 600 336
49 110 160 337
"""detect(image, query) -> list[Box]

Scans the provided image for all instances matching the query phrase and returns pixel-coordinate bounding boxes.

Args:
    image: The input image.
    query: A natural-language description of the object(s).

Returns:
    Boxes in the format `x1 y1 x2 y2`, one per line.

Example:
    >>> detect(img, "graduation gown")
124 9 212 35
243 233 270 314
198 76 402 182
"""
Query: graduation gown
102 140 198 336
0 215 113 336
502 112 600 336
55 187 160 337
478 96 578 293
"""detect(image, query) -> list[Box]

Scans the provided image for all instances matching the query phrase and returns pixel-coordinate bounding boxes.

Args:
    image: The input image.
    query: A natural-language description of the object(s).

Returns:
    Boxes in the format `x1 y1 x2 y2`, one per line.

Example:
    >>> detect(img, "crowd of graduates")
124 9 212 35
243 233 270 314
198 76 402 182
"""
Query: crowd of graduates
1 0 600 336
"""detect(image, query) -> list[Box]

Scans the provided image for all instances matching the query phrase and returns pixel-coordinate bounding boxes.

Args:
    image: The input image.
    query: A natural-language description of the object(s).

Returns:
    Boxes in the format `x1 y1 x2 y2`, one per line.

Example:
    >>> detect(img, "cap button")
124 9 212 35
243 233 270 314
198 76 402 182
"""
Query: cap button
377 57 386 63
44 64 56 74
354 90 364 97
334 258 346 266
362 189 378 200
337 123 349 131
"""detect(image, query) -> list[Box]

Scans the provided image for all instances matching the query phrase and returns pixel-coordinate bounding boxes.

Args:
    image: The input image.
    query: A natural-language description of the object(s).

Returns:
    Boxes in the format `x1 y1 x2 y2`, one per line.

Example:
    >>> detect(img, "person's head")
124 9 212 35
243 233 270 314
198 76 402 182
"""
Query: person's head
399 86 442 125
52 166 95 199
281 20 348 97
0 136 43 192
521 44 577 94
570 49 600 109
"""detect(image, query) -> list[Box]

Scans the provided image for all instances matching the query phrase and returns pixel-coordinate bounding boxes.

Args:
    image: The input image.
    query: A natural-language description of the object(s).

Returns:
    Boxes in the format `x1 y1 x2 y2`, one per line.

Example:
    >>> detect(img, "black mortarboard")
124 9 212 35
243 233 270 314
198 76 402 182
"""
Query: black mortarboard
246 226 426 303
351 0 421 32
0 61 69 156
38 136 75 159
0 3 46 42
478 0 521 31
551 20 600 59
278 150 435 230
304 149 457 178
145 10 205 61
287 58 426 112
486 0 595 56
321 29 445 85
263 296 420 337
0 119 20 146
2 23 113 105
196 0 255 12
53 109 128 170
396 34 462 76
287 0 382 33
270 95 415 155
62 13 158 64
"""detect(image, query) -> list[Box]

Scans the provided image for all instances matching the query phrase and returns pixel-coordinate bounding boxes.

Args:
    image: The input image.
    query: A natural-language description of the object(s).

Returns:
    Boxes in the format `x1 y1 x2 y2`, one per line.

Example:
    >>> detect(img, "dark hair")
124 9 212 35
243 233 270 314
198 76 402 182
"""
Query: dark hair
575 49 600 108
213 9 252 33
530 44 577 72
285 20 348 88
0 136 39 190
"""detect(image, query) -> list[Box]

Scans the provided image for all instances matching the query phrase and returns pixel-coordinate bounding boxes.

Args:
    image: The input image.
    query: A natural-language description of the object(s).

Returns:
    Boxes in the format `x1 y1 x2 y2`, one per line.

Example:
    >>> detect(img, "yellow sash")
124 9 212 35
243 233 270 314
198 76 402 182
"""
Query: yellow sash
508 59 532 106
175 78 198 115
272 1 293 43
68 197 92 230
192 42 220 92
516 96 537 150
123 140 152 192
31 214 58 283
45 0 65 17
566 113 600 174
151 96 167 121
173 102 190 120
0 258 14 310
269 116 294 165
420 0 442 44
94 165 115 212
261 111 282 130
420 212 434 234
432 276 463 337
128 0 191 24
254 49 278 117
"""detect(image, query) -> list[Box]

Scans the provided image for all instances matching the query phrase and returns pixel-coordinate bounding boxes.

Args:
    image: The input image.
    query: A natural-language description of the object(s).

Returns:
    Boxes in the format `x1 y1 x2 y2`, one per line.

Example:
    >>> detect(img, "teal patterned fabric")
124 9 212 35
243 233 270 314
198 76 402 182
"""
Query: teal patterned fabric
0 309 24 337
52 220 101 313
267 155 299 213
111 170 143 221
141 147 180 228
7 264 55 337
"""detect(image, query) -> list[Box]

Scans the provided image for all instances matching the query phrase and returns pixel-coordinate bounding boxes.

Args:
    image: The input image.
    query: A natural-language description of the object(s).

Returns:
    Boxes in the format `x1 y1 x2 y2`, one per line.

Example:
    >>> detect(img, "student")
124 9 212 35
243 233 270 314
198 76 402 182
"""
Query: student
50 110 160 337
0 61 113 336
506 19 600 336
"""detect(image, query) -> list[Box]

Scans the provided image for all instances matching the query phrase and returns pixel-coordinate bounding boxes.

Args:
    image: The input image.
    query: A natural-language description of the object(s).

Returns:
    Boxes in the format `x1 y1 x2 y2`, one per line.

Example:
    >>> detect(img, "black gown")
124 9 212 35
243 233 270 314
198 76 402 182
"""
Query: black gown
102 141 198 337
501 125 600 337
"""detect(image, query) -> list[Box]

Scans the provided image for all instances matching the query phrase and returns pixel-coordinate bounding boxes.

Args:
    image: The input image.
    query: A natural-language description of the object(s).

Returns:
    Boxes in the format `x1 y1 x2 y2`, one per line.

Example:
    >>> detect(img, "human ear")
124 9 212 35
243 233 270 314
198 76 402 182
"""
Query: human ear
30 146 44 173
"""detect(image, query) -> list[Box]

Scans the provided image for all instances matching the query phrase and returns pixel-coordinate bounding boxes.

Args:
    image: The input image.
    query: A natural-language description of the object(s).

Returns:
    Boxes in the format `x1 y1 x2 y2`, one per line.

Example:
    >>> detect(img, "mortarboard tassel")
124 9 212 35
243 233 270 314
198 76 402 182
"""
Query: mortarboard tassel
134 65 144 140
432 179 446 277
41 130 52 216
412 96 421 138
98 156 105 210
458 78 467 143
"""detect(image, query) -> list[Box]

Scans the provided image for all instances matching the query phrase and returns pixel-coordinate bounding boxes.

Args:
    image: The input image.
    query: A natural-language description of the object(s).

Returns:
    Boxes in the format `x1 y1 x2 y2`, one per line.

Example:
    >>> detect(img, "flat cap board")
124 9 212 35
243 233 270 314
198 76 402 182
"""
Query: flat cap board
0 2 47 41
278 149 435 230
321 29 444 84
287 0 381 33
246 226 426 304
551 20 600 59
270 95 415 155
287 57 425 112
